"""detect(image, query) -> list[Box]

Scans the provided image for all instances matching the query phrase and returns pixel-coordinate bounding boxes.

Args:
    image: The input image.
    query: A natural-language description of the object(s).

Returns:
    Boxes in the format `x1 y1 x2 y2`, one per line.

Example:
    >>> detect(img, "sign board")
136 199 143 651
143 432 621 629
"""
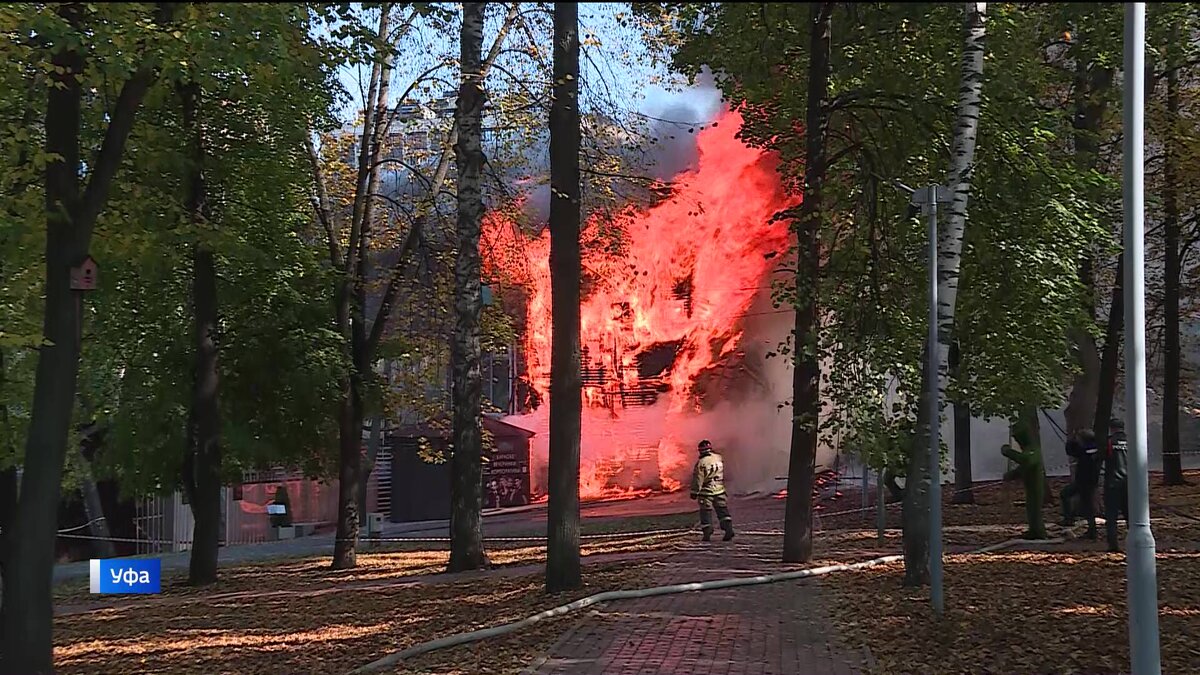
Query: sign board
483 440 530 508
90 558 161 594
266 503 287 515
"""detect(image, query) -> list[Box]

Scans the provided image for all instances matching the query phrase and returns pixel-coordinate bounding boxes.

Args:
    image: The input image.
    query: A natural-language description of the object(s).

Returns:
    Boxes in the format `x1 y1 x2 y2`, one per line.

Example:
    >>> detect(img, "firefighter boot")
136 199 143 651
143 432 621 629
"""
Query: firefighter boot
722 521 735 541
702 526 714 542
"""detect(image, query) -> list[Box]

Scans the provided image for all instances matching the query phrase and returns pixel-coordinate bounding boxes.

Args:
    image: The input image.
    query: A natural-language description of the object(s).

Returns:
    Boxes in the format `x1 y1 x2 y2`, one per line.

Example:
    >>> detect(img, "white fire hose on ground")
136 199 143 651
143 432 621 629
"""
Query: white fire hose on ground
346 536 1060 674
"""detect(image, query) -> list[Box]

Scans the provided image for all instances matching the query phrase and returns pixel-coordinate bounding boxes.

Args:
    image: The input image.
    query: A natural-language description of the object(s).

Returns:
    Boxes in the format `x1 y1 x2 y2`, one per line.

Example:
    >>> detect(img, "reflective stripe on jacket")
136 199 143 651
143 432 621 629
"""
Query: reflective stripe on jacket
691 451 726 497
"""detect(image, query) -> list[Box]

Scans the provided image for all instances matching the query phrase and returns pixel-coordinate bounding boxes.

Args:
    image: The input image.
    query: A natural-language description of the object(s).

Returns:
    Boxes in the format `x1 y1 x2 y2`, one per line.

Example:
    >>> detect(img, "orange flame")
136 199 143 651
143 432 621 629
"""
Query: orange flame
485 111 798 500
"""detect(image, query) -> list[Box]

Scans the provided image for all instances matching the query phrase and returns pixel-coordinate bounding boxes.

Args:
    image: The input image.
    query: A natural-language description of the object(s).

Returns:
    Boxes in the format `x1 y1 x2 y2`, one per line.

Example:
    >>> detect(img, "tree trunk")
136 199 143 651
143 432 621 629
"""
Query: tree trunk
1019 410 1046 539
0 468 14 562
904 351 933 585
1 4 162 668
448 1 489 573
903 1 987 587
782 1 832 565
1064 328 1101 434
1 350 19 619
332 5 393 571
1063 58 1112 436
0 464 15 642
180 82 223 586
1162 58 1185 485
1 27 87 673
545 0 582 594
331 392 364 569
72 445 114 558
949 341 974 504
1094 253 1124 448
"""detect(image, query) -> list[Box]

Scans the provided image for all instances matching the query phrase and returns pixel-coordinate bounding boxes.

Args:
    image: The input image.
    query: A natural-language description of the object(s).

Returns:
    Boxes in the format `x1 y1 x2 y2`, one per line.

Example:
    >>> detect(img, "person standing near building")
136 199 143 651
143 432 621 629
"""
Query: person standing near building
1104 417 1130 552
690 440 735 542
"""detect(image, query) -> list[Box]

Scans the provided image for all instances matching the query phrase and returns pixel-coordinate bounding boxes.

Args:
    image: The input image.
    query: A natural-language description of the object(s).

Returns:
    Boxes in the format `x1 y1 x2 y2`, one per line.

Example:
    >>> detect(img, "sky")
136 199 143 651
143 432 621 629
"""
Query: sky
329 3 722 132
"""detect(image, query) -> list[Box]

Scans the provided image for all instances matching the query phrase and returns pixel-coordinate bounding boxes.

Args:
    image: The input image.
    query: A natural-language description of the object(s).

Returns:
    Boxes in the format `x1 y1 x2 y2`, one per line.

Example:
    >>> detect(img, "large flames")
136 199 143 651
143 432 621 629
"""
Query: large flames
484 111 798 500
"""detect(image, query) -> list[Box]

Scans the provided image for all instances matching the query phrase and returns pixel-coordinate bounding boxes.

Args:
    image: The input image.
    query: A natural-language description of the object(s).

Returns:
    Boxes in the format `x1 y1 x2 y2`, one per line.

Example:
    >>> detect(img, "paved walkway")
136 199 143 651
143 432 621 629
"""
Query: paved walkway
525 536 872 675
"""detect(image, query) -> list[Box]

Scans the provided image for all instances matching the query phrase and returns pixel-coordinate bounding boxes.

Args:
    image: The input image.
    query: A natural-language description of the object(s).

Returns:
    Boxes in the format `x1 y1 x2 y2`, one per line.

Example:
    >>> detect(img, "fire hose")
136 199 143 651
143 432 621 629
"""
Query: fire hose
344 535 1059 675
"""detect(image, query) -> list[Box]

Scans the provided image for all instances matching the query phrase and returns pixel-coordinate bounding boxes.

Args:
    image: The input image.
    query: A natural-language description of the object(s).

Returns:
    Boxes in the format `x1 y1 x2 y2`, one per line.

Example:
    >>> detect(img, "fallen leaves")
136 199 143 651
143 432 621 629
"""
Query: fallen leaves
53 558 661 675
825 473 1200 675
54 531 687 614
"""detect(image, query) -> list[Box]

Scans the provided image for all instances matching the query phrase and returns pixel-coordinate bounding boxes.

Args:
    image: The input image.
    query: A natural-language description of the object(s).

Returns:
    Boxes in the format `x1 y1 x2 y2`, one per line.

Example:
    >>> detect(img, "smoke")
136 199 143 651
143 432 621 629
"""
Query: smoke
642 71 723 180
509 73 725 226
662 282 842 495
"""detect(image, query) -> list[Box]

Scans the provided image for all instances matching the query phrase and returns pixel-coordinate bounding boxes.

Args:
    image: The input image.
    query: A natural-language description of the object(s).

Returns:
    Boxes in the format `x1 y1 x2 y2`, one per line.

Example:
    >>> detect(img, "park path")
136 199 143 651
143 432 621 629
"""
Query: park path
524 535 873 675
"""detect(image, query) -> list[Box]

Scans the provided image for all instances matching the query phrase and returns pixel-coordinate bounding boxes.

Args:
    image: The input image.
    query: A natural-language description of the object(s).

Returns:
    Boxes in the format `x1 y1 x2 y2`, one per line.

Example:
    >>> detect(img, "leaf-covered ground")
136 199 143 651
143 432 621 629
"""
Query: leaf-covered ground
53 553 663 675
826 473 1200 675
53 530 691 613
827 545 1200 675
49 476 1200 674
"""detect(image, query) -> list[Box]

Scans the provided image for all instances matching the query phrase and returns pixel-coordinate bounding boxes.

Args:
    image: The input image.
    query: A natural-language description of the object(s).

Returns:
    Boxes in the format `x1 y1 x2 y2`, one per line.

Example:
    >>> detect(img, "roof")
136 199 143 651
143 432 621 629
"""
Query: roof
483 414 536 439
390 414 536 440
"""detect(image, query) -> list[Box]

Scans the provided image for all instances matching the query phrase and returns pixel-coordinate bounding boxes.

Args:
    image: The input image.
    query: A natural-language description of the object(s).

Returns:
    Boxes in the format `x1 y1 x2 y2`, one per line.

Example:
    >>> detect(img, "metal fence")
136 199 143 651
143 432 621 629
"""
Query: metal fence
130 473 340 552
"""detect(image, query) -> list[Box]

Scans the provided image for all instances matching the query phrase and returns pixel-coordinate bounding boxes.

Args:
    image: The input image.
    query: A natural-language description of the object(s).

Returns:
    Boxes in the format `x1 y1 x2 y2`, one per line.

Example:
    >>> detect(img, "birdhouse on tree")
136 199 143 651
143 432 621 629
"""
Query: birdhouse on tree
70 255 99 291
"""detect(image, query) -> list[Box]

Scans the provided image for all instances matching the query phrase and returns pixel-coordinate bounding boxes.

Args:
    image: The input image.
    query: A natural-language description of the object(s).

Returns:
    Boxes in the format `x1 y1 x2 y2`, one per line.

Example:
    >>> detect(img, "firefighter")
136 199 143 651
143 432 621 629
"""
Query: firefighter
690 440 735 541
1059 428 1101 539
1104 417 1130 552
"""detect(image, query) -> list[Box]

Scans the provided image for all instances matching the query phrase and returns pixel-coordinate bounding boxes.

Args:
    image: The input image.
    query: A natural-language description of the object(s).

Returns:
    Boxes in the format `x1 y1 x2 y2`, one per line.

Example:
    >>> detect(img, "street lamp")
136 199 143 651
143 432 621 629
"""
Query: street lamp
910 184 952 616
888 179 952 616
1122 4 1161 674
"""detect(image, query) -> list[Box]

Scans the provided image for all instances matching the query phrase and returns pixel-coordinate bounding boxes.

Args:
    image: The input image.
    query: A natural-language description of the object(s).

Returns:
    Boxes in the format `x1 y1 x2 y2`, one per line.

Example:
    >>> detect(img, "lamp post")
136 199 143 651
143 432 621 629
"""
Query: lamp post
1122 4 1161 674
895 181 952 615
910 184 951 615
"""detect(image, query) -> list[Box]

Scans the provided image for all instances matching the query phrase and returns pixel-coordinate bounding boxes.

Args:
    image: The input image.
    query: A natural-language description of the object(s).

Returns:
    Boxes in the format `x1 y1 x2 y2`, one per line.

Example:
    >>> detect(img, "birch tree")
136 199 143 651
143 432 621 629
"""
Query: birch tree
902 2 988 586
307 3 520 569
448 1 489 573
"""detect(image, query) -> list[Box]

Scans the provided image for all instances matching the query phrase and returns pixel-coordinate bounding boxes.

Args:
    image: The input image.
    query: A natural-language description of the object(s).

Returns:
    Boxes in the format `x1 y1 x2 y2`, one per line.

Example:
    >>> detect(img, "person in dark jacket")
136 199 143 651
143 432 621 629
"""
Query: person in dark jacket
1059 429 1101 539
1104 417 1129 552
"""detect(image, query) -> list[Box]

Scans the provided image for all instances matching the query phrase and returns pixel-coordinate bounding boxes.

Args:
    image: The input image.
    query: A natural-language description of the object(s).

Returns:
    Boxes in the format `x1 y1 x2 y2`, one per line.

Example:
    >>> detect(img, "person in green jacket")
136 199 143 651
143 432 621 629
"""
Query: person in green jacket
690 440 735 542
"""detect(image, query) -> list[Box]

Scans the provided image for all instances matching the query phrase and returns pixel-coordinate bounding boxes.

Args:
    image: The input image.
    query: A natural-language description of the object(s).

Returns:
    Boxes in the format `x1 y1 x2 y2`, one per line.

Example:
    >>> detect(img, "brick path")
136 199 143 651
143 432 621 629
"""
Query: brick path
525 535 872 675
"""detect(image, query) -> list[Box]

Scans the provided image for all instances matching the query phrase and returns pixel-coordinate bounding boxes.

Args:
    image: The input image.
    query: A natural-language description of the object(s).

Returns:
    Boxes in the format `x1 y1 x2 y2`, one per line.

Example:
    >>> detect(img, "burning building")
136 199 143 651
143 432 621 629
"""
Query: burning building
486 111 806 501
485 108 1200 503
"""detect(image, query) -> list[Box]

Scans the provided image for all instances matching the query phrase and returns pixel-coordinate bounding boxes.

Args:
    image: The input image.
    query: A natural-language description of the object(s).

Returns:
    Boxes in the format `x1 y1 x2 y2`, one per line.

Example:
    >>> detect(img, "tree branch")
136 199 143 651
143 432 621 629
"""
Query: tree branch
365 220 423 357
362 2 521 361
345 6 388 277
304 132 343 268
79 3 180 229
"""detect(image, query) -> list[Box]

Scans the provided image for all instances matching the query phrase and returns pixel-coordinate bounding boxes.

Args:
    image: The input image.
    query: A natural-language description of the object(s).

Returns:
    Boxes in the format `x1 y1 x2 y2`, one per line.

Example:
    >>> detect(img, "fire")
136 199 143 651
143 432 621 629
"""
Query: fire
484 111 798 500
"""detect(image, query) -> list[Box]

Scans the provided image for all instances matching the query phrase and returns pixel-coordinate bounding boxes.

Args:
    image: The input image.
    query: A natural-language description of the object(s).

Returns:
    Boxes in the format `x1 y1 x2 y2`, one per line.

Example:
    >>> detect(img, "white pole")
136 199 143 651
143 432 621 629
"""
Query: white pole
1122 4 1161 674
876 469 885 543
928 188 943 616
